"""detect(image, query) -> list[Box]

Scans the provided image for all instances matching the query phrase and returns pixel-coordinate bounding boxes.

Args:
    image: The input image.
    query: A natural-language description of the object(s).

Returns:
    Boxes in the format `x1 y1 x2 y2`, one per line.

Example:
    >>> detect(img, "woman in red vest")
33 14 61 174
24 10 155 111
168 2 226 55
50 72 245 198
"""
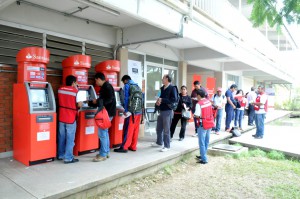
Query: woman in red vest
234 89 248 131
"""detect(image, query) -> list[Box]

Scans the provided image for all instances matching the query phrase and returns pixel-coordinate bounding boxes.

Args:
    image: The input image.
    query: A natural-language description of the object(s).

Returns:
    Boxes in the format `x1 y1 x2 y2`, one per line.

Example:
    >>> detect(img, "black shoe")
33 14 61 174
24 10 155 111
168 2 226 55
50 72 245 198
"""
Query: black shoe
252 134 257 137
248 124 255 126
114 148 128 153
197 160 208 164
64 158 79 164
57 157 63 160
179 138 184 141
195 155 201 160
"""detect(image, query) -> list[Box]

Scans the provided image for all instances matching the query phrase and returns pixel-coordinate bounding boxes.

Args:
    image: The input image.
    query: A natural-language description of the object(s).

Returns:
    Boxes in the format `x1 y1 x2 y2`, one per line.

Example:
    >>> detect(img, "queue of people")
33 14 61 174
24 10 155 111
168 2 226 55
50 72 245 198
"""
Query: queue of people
58 73 267 165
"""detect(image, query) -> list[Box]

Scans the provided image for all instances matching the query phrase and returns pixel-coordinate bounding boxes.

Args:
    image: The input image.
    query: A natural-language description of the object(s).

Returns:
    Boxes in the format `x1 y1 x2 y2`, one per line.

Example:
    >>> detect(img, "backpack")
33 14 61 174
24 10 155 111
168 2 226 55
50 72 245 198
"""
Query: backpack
213 94 225 99
167 85 179 111
128 83 143 114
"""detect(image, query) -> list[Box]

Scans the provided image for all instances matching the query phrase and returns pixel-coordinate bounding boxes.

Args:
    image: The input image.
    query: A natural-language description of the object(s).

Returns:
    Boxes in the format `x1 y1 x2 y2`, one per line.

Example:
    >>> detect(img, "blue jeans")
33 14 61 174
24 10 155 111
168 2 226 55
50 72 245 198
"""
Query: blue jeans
197 126 211 163
215 109 223 132
58 121 76 161
254 114 265 137
98 117 113 157
234 109 244 128
225 108 234 130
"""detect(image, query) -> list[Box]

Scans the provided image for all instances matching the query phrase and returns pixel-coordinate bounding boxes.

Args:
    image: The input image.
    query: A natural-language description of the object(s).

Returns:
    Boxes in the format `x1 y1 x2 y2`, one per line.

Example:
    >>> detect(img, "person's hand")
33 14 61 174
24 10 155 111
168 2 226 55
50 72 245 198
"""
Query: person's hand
233 105 236 109
78 101 83 108
156 98 161 106
92 99 97 104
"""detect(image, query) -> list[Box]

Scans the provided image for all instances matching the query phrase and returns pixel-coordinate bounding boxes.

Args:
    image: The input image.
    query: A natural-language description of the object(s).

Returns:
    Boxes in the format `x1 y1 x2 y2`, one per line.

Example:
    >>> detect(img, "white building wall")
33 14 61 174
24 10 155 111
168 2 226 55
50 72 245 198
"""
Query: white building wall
243 77 254 93
0 3 116 46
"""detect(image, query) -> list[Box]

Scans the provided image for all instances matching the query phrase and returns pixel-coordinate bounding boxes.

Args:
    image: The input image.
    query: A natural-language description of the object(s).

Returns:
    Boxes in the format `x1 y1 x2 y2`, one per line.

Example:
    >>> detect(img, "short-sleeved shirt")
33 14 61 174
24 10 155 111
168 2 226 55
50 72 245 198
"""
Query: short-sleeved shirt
212 94 226 109
255 93 267 114
225 89 234 111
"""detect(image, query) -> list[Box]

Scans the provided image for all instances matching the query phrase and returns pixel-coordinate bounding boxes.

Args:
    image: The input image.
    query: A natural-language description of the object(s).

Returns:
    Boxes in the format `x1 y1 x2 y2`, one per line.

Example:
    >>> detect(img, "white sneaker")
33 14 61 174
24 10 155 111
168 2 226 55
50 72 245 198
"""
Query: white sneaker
160 147 170 152
192 133 198 137
151 142 162 147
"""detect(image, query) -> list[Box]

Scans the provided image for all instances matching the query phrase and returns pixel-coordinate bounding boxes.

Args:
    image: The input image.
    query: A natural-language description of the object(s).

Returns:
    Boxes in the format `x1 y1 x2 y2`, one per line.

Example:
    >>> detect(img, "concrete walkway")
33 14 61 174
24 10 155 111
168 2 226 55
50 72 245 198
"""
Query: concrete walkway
0 110 291 199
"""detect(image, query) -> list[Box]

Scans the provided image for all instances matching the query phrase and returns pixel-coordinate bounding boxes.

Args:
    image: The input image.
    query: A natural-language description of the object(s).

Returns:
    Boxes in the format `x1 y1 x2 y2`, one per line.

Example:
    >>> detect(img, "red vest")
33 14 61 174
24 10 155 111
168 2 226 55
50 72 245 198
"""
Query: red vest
196 99 214 129
58 86 78 124
254 94 268 112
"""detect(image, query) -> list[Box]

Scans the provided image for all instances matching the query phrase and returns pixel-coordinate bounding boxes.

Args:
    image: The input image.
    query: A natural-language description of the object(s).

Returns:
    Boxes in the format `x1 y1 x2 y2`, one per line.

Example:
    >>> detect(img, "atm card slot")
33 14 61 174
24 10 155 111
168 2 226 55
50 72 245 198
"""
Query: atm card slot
36 115 53 123
85 112 96 119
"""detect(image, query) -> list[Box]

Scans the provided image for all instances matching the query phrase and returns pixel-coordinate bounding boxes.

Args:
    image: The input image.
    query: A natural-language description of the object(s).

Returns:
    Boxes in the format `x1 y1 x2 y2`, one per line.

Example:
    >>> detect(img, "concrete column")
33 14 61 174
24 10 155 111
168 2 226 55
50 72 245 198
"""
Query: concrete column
178 61 187 87
117 47 128 85
215 71 223 89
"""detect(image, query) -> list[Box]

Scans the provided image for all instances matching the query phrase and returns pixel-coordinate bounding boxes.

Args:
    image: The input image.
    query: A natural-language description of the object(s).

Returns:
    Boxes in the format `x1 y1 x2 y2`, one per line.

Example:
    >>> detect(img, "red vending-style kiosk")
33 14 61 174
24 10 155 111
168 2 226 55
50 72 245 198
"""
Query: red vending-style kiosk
13 47 57 166
62 55 98 155
95 60 124 148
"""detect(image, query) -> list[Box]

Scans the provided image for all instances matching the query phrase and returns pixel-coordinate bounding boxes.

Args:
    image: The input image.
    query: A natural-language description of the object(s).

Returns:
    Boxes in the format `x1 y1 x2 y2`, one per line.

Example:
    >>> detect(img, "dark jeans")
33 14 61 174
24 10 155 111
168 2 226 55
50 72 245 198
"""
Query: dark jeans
225 108 234 130
248 104 255 125
170 113 188 139
156 110 173 148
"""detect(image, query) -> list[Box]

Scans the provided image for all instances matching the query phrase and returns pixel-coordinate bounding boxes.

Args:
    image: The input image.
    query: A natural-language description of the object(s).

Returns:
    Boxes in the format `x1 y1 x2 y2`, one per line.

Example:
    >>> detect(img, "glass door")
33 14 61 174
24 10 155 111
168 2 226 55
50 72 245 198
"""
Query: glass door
145 64 162 108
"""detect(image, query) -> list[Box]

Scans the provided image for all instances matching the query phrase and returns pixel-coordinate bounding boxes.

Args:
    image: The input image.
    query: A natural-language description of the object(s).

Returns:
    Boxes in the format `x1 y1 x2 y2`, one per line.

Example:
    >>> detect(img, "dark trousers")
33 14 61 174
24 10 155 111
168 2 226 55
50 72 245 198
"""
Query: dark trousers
248 104 255 125
225 108 234 130
170 113 188 139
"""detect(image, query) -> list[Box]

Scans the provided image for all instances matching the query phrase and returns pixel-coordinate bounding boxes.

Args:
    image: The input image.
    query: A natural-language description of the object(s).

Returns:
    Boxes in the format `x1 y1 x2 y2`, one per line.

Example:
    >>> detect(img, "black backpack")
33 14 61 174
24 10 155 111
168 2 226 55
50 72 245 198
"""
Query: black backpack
167 85 179 111
128 83 143 114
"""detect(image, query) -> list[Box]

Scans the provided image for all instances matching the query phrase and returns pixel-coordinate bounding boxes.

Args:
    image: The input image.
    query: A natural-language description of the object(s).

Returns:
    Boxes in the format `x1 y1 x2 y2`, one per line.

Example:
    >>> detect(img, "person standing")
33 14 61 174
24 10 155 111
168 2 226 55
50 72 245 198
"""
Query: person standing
92 72 116 161
170 85 192 141
225 84 237 132
234 89 248 131
247 86 257 126
191 81 208 137
252 85 268 139
57 75 83 164
151 74 177 152
211 87 226 135
114 75 142 153
194 89 213 164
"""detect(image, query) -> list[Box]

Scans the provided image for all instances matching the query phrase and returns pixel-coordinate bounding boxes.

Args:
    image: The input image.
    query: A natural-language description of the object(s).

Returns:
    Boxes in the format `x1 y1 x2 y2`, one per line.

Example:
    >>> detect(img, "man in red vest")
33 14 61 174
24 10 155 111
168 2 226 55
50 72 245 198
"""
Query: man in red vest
252 85 268 139
194 89 214 164
58 75 83 164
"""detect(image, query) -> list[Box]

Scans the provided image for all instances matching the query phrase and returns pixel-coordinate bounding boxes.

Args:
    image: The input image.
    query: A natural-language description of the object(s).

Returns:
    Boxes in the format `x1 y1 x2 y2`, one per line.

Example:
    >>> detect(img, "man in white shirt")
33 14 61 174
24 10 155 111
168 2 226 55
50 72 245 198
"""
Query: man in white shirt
211 87 226 135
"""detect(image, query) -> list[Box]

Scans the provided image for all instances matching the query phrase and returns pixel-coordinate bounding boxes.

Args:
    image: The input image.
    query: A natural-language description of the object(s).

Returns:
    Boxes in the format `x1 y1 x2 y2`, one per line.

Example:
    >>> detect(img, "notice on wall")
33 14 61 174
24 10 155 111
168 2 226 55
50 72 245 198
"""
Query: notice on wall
128 60 142 88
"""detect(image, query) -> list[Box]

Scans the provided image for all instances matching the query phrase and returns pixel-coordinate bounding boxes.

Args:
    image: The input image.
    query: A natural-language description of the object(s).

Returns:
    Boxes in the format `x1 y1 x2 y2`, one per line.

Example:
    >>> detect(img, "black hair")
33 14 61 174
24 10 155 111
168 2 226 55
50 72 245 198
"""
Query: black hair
251 87 255 91
95 72 106 81
236 89 244 95
181 85 187 90
196 89 205 98
164 74 172 82
230 84 237 89
193 81 200 86
65 75 76 86
121 75 131 82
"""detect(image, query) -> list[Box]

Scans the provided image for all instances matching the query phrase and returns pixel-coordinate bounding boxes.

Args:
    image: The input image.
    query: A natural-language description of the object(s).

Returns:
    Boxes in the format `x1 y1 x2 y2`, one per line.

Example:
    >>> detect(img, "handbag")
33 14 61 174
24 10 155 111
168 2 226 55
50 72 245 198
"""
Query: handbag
181 109 191 119
94 107 111 129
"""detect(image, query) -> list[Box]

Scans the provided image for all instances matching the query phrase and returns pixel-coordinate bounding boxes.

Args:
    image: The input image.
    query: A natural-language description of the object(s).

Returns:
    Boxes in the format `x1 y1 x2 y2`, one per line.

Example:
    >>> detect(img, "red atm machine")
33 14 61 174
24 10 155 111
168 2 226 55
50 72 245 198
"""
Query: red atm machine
62 55 98 155
95 60 124 148
13 47 56 166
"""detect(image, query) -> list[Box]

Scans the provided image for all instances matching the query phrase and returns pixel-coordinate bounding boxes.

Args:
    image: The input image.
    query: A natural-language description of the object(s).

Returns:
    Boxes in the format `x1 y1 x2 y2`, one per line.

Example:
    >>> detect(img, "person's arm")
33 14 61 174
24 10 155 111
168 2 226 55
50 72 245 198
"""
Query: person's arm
226 91 236 109
193 103 201 118
123 83 130 112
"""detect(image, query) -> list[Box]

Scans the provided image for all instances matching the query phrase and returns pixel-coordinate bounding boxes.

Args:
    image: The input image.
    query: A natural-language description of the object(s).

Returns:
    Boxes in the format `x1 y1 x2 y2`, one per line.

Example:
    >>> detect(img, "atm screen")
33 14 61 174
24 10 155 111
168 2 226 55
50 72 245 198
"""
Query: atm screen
115 91 121 106
30 89 47 103
77 90 89 102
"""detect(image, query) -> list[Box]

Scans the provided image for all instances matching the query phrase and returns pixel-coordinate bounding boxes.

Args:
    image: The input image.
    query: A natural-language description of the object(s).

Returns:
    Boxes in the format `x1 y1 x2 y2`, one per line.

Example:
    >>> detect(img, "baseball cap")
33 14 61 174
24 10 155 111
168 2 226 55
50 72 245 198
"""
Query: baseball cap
217 87 222 92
